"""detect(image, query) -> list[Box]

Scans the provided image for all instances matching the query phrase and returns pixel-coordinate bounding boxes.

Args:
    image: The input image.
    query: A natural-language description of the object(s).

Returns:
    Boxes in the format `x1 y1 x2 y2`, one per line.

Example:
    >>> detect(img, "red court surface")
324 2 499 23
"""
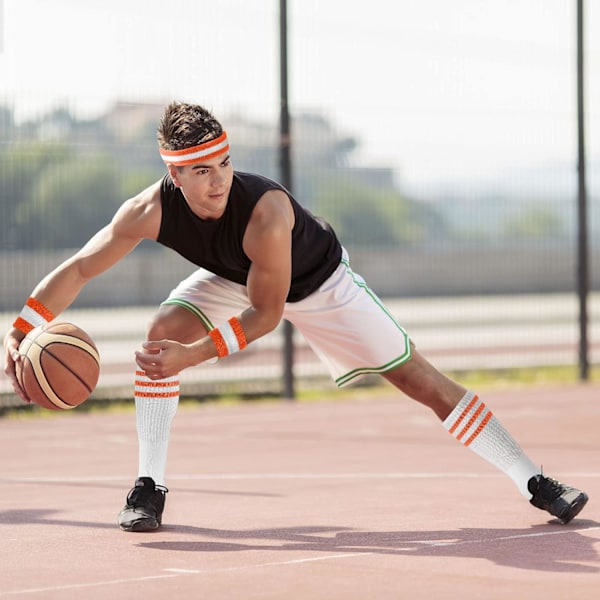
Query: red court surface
1 383 599 599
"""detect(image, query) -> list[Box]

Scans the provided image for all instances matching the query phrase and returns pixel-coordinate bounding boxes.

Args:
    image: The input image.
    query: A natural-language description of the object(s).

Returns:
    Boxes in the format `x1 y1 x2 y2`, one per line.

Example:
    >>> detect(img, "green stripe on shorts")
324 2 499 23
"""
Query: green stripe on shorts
335 258 412 387
161 298 215 331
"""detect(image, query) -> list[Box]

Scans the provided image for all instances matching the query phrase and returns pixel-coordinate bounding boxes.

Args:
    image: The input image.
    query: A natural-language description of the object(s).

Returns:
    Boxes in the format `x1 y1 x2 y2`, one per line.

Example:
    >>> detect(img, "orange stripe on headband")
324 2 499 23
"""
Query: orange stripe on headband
159 132 229 166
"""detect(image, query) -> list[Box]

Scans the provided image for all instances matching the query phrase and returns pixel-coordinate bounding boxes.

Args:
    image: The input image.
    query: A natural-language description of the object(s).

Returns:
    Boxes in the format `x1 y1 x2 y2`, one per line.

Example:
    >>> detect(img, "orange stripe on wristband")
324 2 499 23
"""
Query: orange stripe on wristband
228 317 247 350
26 297 55 322
13 297 55 335
13 316 34 335
208 318 248 358
209 328 229 358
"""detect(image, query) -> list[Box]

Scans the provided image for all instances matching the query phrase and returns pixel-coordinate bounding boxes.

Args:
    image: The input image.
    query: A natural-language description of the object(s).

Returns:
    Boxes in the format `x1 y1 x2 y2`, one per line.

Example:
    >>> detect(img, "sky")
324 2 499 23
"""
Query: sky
1 0 598 189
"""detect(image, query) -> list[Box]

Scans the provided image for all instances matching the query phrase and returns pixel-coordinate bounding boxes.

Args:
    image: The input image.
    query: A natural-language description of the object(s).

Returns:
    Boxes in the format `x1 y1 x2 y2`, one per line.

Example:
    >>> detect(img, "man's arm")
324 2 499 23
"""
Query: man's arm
136 189 295 376
240 188 295 337
3 181 163 399
28 185 161 315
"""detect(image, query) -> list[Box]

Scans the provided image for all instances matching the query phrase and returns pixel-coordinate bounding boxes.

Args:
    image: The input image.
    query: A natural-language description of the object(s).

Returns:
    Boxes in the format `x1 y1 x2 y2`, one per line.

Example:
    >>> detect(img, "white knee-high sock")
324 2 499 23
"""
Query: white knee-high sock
443 391 539 498
134 370 179 486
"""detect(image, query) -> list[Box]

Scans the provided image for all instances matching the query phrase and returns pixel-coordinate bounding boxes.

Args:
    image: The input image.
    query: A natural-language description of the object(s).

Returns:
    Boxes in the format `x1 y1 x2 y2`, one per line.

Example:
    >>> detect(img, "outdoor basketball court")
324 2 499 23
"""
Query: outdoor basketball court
1 383 599 599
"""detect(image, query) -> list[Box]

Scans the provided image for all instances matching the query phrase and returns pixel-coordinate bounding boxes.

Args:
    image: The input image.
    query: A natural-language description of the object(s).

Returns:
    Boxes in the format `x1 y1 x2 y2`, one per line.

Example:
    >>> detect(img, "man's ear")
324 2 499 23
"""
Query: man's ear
167 164 182 187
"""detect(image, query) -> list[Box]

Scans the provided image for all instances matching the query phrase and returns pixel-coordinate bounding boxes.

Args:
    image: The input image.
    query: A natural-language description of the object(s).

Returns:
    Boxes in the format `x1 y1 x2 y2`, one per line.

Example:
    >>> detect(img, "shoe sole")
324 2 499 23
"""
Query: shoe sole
558 493 589 524
119 517 160 532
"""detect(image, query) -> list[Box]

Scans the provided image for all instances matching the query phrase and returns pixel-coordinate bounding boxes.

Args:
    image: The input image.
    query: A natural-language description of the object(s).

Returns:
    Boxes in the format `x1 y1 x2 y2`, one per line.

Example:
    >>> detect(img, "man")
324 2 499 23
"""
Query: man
3 102 588 532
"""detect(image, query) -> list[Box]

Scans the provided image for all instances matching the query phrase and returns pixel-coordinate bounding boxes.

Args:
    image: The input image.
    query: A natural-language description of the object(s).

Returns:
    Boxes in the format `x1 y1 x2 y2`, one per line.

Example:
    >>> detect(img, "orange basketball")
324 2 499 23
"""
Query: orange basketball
16 321 100 410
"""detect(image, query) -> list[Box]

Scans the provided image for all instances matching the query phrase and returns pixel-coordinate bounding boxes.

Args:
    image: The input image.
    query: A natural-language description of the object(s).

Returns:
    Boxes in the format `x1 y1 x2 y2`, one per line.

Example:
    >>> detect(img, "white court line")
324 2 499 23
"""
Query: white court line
169 471 600 481
3 527 600 596
0 553 372 597
411 526 600 549
2 471 600 483
0 472 498 483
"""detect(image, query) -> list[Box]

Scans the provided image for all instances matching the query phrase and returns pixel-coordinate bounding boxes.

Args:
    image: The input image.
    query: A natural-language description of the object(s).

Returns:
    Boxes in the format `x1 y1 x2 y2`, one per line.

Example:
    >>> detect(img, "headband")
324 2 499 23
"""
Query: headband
159 131 229 166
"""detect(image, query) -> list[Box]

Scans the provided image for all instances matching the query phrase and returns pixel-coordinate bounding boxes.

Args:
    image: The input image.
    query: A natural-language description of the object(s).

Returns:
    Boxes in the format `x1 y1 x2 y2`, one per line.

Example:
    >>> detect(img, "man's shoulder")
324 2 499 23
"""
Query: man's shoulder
232 171 287 199
131 178 163 209
158 173 177 195
234 170 282 187
116 179 163 239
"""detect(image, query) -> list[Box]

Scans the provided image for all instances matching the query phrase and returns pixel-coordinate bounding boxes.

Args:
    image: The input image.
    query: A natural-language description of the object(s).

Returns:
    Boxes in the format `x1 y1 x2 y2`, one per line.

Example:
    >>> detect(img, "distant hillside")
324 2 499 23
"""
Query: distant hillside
412 161 600 241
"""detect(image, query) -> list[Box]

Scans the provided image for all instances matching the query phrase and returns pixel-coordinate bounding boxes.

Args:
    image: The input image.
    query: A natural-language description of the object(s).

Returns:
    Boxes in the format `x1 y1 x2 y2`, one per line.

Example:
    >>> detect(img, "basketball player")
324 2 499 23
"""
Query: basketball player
3 102 588 531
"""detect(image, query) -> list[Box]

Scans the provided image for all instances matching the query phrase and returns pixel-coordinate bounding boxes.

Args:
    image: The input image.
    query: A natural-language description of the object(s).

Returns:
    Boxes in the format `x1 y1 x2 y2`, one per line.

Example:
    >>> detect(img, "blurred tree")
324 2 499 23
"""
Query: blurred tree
1 102 450 250
315 174 446 247
17 155 122 249
0 106 14 133
0 141 70 249
502 206 563 240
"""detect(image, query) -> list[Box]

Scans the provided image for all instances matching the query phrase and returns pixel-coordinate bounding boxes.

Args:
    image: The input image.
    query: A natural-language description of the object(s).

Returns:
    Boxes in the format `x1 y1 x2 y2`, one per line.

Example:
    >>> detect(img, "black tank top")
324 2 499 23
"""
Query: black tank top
157 171 342 302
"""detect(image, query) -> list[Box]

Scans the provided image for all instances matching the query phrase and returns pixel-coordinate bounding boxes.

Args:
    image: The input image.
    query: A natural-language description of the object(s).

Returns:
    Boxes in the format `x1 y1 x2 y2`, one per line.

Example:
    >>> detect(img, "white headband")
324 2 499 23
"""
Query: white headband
159 132 229 166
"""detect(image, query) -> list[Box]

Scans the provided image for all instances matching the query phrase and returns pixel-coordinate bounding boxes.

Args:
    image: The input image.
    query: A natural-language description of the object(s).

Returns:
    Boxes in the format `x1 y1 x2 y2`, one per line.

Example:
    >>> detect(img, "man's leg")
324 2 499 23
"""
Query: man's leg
135 371 179 486
285 253 588 524
384 349 588 523
118 304 207 532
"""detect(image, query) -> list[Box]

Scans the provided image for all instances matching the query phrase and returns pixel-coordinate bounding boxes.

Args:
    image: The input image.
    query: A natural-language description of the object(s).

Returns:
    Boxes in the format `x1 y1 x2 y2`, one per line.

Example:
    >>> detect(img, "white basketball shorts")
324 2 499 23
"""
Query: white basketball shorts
163 249 412 387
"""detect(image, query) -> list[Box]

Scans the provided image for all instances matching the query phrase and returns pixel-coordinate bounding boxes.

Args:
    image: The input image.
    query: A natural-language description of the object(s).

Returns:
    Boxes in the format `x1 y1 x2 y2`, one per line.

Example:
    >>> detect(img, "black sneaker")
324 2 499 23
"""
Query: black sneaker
528 474 588 524
118 477 168 532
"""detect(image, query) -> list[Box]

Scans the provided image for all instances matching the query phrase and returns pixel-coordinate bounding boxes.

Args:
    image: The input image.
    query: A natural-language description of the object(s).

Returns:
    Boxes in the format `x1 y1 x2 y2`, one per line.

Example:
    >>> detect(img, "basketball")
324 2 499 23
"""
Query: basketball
16 321 100 410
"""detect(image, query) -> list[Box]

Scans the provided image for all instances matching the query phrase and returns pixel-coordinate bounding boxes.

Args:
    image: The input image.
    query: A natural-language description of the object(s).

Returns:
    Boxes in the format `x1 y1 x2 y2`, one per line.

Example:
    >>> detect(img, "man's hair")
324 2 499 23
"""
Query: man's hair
157 102 223 151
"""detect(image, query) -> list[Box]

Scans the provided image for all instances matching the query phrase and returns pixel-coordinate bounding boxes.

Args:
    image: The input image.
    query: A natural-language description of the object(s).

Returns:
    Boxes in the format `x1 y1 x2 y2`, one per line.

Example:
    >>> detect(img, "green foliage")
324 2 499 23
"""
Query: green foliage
121 169 164 200
502 206 563 239
314 174 446 246
0 142 71 249
0 102 581 255
17 155 123 249
1 102 450 251
0 105 162 250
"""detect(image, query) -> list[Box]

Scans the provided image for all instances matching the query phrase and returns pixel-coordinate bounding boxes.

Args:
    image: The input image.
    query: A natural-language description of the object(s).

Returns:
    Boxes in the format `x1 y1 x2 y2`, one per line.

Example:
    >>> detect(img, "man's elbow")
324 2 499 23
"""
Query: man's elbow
254 306 285 336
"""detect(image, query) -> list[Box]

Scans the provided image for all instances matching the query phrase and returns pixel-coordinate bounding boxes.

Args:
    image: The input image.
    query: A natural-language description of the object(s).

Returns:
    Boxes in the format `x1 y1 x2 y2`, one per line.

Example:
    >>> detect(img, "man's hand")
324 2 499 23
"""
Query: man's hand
134 340 195 380
3 329 30 403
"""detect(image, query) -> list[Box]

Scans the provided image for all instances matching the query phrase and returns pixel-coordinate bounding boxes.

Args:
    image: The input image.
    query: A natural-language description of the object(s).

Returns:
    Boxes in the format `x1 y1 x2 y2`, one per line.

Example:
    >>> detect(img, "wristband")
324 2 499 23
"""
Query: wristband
208 317 248 358
13 297 55 335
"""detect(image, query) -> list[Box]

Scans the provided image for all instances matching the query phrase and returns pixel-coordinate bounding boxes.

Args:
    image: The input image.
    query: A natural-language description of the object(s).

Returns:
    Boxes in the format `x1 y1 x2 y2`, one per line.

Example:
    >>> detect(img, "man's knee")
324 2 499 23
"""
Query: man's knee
146 305 206 342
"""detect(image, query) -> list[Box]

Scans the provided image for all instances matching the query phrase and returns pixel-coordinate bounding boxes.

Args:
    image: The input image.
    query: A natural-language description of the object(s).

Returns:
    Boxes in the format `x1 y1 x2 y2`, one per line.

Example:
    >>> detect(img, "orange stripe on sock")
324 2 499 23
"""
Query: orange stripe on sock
135 379 179 388
448 395 479 434
463 411 493 447
134 390 179 398
135 371 179 387
457 403 485 442
134 370 178 398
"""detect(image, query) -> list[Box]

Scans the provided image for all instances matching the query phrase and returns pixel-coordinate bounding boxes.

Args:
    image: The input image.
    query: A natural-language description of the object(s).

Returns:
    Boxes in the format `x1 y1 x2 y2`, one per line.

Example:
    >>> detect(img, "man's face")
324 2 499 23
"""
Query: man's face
168 153 234 221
